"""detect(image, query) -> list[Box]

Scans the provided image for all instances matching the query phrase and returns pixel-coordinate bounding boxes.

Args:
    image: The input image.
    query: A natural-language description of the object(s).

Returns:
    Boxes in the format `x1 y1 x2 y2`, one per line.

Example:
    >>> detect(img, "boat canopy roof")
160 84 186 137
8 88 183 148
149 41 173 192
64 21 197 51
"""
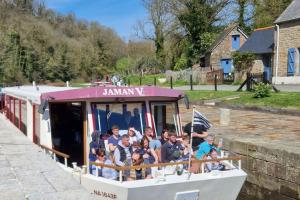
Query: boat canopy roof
41 86 184 102
3 85 73 104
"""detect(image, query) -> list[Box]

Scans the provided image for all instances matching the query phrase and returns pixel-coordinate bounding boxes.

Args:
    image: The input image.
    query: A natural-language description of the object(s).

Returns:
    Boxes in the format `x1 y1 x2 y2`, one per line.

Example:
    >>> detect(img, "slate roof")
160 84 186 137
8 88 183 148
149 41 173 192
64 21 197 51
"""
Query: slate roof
207 23 248 53
275 0 300 24
239 27 274 54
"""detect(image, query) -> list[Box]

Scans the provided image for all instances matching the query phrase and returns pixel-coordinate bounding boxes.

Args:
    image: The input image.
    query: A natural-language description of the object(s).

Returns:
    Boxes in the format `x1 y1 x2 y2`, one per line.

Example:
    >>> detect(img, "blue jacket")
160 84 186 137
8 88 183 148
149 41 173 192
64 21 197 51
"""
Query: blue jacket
195 141 220 159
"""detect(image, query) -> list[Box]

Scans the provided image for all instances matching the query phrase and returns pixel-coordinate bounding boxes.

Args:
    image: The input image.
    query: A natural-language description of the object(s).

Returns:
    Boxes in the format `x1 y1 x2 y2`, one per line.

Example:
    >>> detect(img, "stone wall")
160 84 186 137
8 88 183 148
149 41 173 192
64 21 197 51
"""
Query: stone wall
165 68 211 84
251 55 265 74
208 28 247 70
275 20 300 77
218 138 300 200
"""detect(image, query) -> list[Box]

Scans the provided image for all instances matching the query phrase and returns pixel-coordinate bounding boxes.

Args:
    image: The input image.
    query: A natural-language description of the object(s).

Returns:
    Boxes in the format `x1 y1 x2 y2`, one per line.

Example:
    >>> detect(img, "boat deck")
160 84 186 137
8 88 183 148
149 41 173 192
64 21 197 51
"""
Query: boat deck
0 114 95 200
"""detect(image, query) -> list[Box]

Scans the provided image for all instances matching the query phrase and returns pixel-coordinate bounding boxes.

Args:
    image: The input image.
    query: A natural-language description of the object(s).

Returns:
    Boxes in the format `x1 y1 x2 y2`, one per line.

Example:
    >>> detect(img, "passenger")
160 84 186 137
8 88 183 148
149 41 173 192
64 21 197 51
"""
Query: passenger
195 134 222 160
205 149 225 172
181 134 191 161
159 129 169 145
114 134 133 180
127 127 142 151
145 127 162 161
128 152 152 180
102 152 118 180
91 149 106 177
184 123 208 151
108 125 120 152
138 136 159 178
161 131 184 163
89 131 105 162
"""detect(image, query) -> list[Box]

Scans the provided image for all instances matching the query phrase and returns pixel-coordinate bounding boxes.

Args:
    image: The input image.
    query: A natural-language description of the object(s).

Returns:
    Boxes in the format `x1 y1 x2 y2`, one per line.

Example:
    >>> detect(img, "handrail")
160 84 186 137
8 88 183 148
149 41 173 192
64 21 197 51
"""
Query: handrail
90 156 242 171
39 144 70 158
39 144 70 166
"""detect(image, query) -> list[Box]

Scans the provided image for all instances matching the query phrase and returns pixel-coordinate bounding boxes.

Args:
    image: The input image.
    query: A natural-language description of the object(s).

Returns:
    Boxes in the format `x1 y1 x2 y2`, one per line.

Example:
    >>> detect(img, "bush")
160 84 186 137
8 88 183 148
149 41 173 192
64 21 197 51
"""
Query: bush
253 83 272 98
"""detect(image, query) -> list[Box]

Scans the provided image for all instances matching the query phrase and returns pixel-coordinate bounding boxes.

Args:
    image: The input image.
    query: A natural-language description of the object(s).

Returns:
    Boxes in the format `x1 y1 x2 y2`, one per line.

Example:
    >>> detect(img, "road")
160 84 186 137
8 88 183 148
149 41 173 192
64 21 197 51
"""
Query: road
174 84 300 92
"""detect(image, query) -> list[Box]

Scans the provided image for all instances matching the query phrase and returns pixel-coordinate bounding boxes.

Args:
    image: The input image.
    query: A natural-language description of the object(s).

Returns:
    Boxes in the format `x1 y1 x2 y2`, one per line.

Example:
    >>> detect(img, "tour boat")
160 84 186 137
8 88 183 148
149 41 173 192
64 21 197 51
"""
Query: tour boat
1 84 246 200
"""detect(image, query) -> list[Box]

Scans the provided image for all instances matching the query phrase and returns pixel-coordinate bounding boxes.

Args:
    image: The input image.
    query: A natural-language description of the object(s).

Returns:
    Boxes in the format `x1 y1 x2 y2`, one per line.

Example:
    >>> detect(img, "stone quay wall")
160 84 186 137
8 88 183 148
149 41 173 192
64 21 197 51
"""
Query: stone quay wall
218 137 300 200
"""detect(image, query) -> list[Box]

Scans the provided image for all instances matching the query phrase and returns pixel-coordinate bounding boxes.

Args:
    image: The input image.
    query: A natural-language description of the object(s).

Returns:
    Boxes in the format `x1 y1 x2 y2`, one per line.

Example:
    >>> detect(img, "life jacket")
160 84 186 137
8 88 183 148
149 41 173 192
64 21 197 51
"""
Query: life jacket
117 145 133 162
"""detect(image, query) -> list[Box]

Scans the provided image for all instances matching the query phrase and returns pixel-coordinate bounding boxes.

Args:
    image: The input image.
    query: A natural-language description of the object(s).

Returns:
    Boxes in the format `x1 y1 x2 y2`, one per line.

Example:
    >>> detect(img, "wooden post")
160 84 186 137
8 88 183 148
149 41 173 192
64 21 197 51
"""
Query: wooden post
170 77 173 89
154 77 156 86
139 77 142 86
190 74 193 91
214 74 217 91
128 79 130 86
246 73 251 91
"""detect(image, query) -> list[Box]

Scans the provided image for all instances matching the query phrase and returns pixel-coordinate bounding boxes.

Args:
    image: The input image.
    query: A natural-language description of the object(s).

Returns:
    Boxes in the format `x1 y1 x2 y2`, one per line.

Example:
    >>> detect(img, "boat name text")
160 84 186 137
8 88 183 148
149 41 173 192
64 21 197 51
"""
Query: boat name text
102 88 144 96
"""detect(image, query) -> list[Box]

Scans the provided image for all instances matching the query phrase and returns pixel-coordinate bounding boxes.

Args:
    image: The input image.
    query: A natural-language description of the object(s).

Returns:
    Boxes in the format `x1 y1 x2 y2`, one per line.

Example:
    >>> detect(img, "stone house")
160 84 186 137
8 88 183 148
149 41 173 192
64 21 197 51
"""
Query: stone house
239 27 274 81
273 0 300 84
202 23 248 78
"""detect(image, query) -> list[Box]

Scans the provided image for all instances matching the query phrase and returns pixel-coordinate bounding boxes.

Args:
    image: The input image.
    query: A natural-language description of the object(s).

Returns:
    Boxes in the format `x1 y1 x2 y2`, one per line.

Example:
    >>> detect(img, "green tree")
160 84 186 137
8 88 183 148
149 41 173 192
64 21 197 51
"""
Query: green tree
173 0 229 64
232 51 255 81
253 0 292 28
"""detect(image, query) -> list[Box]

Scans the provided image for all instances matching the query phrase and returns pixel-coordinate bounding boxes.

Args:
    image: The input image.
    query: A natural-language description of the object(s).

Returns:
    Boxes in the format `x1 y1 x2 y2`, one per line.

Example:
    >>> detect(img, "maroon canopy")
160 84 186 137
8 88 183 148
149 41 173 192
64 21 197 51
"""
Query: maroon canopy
41 86 184 101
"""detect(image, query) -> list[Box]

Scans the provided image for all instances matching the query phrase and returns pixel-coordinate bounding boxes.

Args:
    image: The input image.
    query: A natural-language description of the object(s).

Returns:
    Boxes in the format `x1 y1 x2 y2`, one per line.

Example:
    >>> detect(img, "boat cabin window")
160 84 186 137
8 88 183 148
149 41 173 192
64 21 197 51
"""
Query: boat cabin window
151 102 180 137
92 103 147 135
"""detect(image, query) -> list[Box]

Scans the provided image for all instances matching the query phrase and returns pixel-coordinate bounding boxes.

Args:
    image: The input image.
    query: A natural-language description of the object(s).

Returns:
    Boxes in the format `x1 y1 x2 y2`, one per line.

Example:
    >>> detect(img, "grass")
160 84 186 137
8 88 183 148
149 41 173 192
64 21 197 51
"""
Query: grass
225 92 300 109
185 90 242 101
185 90 300 109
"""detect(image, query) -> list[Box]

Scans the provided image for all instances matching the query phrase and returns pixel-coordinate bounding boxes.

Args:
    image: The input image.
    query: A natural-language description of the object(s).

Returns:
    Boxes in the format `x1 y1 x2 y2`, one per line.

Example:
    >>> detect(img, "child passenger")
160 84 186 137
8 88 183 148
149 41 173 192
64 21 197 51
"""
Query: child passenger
91 149 106 176
205 149 225 172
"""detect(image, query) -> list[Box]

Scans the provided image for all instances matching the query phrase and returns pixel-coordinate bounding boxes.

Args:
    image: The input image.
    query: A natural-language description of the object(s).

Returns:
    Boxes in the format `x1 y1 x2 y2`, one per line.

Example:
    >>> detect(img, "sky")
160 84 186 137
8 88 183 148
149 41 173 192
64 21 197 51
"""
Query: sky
44 0 148 41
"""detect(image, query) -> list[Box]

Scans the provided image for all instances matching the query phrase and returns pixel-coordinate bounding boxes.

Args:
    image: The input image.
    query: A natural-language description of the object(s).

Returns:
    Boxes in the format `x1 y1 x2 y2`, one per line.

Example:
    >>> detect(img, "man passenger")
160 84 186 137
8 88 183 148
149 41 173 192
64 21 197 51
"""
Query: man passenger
161 131 184 163
108 125 120 152
114 134 133 180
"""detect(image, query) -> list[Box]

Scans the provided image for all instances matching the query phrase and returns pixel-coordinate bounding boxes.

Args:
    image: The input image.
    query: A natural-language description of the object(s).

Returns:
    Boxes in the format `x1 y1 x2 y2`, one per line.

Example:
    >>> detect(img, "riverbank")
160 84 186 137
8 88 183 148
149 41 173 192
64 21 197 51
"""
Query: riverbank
179 104 300 200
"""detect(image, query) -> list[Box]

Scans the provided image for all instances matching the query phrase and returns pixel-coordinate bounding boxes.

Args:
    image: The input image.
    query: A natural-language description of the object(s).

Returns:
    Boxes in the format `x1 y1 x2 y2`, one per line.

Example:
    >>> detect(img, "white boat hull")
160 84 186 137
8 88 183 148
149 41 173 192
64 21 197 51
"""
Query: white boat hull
62 165 246 200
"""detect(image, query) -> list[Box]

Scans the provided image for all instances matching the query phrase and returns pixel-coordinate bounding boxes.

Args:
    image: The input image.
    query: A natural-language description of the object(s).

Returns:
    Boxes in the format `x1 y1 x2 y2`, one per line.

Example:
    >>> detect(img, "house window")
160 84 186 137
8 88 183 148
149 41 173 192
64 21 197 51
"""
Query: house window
232 35 240 50
287 48 295 76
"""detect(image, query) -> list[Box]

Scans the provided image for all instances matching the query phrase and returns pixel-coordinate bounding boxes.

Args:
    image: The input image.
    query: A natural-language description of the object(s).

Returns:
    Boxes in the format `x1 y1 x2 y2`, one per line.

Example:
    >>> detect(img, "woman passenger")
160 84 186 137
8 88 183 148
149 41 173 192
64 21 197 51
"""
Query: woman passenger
92 149 106 176
159 129 169 145
138 136 159 177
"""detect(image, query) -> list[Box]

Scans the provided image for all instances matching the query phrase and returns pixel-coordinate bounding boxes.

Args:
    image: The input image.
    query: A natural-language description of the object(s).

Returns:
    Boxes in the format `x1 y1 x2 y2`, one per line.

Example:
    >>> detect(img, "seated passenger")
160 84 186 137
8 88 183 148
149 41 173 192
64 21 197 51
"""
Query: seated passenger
108 125 120 152
102 152 118 180
114 134 133 180
91 149 106 176
145 127 161 150
127 127 142 150
181 134 191 161
159 129 169 145
128 152 152 180
139 136 158 164
205 149 225 172
89 131 105 162
195 134 222 160
161 131 184 163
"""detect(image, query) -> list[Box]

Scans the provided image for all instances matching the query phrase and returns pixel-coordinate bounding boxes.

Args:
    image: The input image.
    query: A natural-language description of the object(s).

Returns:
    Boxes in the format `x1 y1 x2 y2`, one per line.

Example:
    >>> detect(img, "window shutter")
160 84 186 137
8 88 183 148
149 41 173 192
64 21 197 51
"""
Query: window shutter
287 48 295 76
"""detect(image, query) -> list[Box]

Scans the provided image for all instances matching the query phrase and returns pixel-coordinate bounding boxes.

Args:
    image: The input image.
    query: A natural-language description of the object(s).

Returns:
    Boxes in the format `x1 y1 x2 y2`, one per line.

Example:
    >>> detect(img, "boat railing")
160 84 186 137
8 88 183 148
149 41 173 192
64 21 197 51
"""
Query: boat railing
90 154 242 182
39 144 70 167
